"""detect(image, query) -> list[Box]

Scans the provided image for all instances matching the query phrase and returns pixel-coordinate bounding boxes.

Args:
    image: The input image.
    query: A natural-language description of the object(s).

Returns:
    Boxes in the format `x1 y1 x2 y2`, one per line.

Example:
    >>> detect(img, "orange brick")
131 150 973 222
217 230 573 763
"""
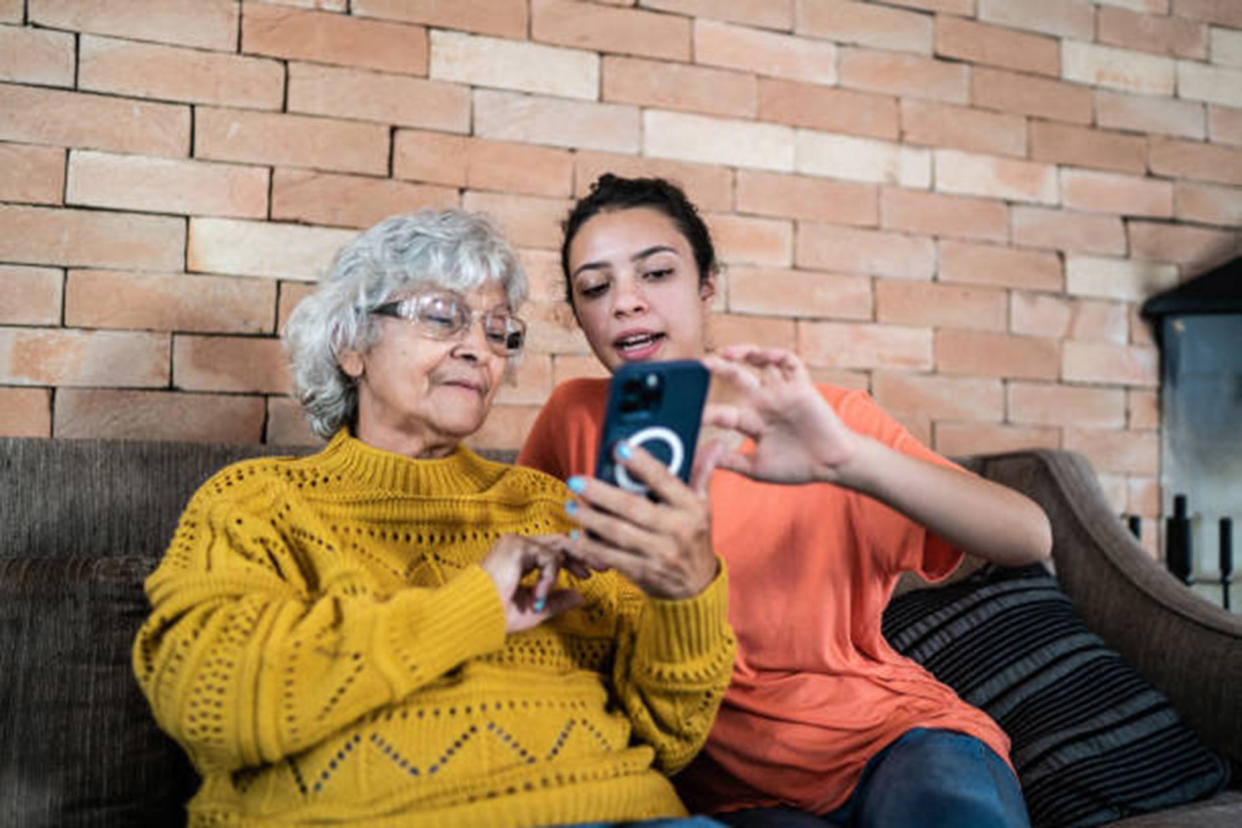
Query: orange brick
430 28 597 101
935 16 1060 77
0 1 21 22
464 138 578 198
934 422 1061 457
351 0 526 38
263 1 347 9
0 84 189 157
737 171 877 227
1098 5 1208 58
807 366 871 392
266 395 323 447
706 213 793 267
936 327 1060 380
1030 121 1148 174
876 280 1007 330
66 150 268 218
277 281 317 334
515 250 563 307
900 99 1026 157
1095 89 1206 139
730 267 872 320
647 109 793 172
0 142 64 205
461 191 571 251
888 407 933 446
758 78 899 140
1009 382 1126 427
1177 60 1242 108
1174 180 1242 225
288 62 469 132
475 90 639 154
1149 136 1242 185
880 188 1009 243
604 55 756 119
1172 0 1242 27
872 371 1004 421
1127 220 1238 265
839 46 969 104
799 323 933 371
939 240 1062 290
0 265 62 325
1060 168 1173 218
195 106 389 175
970 67 1093 124
708 313 798 352
1064 428 1159 473
79 35 283 110
464 404 541 453
1063 340 1158 386
1010 292 1129 343
189 217 358 281
1011 206 1127 255
29 0 239 50
532 0 689 60
978 0 1096 40
934 150 1058 204
0 23 74 86
641 0 793 29
55 389 266 443
65 269 276 334
242 2 428 74
491 353 553 407
1064 255 1179 300
797 132 929 187
391 130 467 187
1127 475 1160 517
1129 304 1156 346
0 387 51 437
796 0 933 55
1209 104 1242 145
1062 40 1176 96
0 205 184 270
0 327 168 387
174 334 291 394
572 152 734 212
1129 388 1160 429
695 18 837 83
796 224 935 279
551 353 611 386
270 169 458 229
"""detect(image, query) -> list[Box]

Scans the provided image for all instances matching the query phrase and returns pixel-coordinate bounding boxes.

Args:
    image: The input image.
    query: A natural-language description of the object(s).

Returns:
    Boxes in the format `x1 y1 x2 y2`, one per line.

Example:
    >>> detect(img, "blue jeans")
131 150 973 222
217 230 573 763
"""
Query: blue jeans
717 728 1030 828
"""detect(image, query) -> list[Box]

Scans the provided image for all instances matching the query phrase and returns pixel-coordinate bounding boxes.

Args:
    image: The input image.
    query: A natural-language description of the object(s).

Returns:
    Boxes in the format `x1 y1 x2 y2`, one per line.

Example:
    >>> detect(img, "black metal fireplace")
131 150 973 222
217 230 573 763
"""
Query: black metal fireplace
1141 258 1242 611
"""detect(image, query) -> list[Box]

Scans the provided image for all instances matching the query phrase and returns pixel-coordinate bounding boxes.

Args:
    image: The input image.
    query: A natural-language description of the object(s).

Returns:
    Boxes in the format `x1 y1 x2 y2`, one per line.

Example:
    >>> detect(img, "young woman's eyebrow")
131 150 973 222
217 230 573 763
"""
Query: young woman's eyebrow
571 245 679 281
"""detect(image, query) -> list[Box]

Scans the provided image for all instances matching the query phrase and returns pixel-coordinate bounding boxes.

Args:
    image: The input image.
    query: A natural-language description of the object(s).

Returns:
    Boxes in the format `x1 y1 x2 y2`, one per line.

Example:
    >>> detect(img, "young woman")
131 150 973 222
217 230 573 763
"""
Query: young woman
518 175 1053 827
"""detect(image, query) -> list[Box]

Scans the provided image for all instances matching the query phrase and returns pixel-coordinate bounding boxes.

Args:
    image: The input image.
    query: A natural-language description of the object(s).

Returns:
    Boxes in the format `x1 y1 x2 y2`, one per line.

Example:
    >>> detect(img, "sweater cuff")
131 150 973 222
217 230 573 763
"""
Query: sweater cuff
374 564 507 697
639 557 730 663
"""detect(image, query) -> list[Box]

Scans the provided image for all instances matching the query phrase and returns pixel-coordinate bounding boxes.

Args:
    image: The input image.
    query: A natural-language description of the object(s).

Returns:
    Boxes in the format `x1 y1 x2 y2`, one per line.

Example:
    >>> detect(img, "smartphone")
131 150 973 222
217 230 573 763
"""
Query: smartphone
595 360 710 498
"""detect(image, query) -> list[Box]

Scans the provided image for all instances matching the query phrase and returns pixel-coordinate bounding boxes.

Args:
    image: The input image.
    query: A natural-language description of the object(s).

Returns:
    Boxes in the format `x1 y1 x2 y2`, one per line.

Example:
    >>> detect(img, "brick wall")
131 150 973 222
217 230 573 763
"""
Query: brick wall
3 0 1242 553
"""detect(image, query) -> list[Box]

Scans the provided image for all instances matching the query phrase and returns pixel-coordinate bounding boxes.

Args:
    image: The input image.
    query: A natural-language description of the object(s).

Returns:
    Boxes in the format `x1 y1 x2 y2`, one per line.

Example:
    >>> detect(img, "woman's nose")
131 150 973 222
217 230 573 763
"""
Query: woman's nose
611 277 647 316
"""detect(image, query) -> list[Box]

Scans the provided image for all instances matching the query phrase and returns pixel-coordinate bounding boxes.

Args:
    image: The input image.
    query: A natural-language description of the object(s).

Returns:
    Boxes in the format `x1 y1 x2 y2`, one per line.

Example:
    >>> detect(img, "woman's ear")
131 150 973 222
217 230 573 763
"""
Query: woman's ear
338 348 364 379
698 272 717 304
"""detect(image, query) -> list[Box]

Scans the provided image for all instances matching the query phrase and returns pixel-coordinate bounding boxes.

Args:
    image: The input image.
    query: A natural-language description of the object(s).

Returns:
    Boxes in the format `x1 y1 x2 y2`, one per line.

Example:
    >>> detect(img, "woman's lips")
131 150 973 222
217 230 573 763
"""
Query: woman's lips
614 331 665 361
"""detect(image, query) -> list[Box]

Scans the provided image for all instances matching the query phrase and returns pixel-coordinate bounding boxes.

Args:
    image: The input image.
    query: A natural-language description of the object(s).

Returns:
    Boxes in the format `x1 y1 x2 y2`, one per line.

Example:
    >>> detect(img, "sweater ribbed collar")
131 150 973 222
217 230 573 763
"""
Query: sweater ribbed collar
310 429 507 496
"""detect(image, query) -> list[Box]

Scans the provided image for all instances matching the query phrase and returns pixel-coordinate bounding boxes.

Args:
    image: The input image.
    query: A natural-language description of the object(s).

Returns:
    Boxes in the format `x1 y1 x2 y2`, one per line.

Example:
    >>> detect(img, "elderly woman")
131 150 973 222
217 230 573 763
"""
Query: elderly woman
132 210 734 827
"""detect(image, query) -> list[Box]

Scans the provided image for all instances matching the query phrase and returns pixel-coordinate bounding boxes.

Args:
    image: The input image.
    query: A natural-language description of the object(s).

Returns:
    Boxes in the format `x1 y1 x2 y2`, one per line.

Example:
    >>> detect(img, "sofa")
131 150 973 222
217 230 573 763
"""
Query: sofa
1 435 1238 827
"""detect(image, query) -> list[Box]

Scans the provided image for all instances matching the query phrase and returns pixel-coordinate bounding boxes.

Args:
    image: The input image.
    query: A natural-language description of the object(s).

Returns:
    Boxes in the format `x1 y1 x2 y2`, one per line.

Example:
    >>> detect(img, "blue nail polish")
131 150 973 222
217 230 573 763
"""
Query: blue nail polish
565 500 577 515
569 529 580 541
567 476 586 494
534 599 546 612
616 442 634 460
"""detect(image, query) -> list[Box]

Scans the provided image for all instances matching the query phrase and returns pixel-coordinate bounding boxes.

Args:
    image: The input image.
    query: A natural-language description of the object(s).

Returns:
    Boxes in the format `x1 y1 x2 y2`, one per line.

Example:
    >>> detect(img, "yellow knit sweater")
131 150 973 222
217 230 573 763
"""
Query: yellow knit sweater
133 431 734 827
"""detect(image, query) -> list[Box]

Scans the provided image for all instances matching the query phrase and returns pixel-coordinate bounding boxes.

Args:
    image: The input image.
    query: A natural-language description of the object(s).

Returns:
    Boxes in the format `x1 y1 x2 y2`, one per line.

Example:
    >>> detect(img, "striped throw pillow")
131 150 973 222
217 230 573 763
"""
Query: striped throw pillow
882 564 1230 827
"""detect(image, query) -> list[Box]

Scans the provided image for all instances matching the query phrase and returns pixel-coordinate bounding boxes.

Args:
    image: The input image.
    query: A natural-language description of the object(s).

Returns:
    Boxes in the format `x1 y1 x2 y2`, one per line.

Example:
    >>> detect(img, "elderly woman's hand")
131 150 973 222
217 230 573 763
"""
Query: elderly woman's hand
563 443 724 600
480 535 588 634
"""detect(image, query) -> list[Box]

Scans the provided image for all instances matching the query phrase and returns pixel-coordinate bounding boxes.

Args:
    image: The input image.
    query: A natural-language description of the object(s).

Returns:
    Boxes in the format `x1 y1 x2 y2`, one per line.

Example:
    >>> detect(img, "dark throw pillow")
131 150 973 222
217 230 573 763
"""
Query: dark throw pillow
883 564 1231 827
0 556 198 827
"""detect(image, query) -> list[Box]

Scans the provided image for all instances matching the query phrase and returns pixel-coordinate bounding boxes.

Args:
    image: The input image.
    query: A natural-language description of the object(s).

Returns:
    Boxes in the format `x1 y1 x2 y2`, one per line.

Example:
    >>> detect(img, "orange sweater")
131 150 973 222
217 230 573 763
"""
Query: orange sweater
134 430 734 826
519 379 1011 815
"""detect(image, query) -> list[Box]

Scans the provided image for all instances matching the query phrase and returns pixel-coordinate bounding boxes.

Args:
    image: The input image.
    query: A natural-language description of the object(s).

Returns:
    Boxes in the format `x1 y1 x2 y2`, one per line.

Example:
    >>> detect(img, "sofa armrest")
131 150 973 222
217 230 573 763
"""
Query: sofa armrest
966 448 1242 771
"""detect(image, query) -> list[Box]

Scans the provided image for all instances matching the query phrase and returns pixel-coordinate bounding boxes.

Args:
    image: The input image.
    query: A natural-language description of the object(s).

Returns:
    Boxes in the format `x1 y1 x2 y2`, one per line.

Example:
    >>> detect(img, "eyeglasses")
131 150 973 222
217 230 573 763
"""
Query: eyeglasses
372 291 526 355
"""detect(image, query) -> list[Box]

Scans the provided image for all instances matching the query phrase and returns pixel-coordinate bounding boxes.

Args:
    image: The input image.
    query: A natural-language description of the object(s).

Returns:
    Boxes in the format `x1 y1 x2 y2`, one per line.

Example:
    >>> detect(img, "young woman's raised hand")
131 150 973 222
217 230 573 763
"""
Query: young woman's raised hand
702 345 863 486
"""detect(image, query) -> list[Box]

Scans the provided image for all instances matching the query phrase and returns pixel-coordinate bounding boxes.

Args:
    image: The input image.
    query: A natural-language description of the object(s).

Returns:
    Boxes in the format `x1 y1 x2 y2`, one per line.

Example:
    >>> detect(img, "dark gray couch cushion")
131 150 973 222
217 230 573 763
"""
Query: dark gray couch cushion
883 564 1230 827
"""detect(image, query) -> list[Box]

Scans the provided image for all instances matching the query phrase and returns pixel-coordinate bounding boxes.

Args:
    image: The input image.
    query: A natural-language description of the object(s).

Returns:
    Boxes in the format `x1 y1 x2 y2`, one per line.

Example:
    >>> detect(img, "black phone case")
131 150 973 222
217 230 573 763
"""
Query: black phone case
595 360 710 496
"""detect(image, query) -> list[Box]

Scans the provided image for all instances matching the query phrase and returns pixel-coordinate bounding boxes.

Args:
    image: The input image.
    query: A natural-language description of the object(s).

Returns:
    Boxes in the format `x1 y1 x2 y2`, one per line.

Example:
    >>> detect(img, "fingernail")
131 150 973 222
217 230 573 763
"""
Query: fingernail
616 442 634 460
567 476 586 494
569 529 580 541
565 500 577 515
534 599 546 612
